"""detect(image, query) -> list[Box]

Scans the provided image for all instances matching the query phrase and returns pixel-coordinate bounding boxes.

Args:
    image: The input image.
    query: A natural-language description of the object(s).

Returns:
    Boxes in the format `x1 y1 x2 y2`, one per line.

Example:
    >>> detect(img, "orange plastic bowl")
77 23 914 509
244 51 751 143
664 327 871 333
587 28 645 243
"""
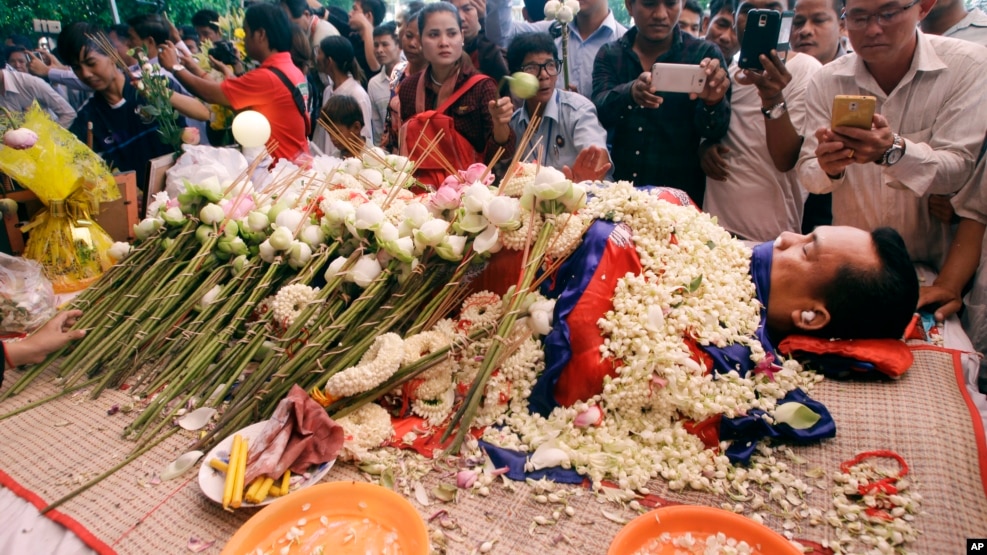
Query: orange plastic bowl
221 481 429 555
607 505 803 555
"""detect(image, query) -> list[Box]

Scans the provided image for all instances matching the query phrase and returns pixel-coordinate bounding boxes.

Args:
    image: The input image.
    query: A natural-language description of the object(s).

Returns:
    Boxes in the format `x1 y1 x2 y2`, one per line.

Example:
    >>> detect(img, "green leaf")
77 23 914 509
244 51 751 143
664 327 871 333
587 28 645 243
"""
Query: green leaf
688 274 703 292
706 240 716 250
774 402 821 429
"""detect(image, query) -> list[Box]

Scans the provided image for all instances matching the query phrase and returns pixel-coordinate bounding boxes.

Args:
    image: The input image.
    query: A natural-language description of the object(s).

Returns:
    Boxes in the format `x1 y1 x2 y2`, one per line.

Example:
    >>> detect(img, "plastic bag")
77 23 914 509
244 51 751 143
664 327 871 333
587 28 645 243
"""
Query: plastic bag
164 145 248 201
0 253 56 334
0 104 119 293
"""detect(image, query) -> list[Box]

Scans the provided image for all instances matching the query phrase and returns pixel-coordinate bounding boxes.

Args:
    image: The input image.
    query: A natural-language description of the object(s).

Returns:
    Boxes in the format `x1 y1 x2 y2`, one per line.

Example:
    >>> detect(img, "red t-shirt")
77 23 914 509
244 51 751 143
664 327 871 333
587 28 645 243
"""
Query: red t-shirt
221 52 310 161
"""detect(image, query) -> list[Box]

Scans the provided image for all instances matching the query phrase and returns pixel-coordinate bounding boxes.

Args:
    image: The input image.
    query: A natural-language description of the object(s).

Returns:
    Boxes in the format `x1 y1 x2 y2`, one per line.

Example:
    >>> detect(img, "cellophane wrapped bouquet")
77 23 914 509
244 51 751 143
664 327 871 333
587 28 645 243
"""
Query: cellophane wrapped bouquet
0 104 119 293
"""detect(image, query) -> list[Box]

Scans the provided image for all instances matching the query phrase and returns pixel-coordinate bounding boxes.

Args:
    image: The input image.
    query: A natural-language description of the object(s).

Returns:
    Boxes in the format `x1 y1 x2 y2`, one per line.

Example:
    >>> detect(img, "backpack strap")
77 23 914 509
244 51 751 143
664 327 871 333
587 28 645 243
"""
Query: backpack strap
265 66 312 137
435 73 490 114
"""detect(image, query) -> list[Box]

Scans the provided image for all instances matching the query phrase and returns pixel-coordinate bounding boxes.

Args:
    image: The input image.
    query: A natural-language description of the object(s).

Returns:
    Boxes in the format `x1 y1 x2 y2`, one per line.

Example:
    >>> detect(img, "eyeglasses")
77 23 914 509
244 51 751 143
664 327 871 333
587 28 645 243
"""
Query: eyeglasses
841 0 920 30
520 60 561 76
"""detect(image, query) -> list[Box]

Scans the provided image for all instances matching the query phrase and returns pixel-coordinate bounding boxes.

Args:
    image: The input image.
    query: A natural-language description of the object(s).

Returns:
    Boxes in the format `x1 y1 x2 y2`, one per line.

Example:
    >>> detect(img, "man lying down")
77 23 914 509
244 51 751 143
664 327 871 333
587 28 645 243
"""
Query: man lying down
450 182 920 487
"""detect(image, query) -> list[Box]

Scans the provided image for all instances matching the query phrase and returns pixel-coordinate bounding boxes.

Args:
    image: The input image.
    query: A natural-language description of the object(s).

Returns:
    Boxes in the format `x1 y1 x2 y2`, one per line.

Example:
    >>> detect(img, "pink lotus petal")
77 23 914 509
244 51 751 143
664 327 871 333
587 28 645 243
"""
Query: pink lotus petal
456 469 478 489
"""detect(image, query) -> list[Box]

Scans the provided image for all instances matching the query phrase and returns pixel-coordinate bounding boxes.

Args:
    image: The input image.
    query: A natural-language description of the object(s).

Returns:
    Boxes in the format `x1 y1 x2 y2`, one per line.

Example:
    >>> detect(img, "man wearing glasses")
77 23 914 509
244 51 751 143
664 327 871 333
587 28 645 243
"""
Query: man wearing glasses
795 0 987 270
506 32 613 181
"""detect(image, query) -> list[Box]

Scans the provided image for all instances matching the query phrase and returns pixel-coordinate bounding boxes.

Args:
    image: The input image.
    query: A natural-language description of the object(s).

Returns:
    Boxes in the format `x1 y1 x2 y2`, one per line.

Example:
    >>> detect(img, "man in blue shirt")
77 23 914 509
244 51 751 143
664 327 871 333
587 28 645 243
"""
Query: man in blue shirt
507 32 612 181
592 0 730 206
484 0 626 97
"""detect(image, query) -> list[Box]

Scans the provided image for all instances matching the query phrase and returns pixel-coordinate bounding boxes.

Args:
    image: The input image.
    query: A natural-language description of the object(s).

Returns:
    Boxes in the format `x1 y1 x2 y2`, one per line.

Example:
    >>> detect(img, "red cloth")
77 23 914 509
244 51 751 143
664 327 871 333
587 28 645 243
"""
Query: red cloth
220 52 310 162
777 335 914 379
243 384 344 484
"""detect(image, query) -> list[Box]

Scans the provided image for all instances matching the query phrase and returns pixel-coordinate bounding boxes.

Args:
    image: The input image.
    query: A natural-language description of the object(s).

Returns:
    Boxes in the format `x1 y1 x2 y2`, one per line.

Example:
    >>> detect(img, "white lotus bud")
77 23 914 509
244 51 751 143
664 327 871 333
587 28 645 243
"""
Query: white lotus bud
324 256 348 281
258 239 277 263
299 224 325 247
268 226 293 251
354 202 385 230
275 208 304 232
349 255 383 287
107 241 131 261
199 203 225 225
288 241 312 269
246 210 270 232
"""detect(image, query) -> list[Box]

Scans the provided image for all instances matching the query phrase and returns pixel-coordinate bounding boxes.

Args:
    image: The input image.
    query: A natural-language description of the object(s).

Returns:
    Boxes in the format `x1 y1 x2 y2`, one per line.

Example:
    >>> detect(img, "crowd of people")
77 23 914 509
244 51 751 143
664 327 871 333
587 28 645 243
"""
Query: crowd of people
1 0 985 363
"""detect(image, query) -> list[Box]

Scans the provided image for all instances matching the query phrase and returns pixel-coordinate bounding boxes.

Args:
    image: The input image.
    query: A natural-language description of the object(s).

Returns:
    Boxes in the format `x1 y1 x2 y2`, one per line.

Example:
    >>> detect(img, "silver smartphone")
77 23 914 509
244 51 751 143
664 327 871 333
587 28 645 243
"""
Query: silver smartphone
650 63 707 94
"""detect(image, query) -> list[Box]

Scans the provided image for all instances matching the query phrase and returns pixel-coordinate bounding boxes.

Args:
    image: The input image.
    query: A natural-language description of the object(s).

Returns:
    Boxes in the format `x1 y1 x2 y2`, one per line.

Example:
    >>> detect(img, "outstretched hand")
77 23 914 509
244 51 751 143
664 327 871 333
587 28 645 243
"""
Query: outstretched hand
5 310 86 367
563 146 612 182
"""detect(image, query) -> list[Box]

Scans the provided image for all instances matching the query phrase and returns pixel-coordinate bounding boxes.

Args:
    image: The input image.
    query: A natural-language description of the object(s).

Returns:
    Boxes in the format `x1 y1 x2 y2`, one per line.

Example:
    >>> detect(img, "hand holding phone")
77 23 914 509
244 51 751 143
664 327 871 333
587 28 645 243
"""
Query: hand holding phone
650 63 707 94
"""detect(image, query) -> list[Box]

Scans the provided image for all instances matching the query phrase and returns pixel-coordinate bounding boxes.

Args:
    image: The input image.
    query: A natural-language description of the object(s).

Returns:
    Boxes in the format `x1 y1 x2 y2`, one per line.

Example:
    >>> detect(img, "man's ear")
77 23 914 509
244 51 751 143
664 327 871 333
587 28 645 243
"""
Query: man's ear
791 306 831 332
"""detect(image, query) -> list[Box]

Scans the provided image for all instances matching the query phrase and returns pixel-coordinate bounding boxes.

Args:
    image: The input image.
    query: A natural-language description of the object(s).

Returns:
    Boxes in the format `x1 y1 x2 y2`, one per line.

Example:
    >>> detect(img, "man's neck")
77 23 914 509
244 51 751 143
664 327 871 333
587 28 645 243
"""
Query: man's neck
575 7 609 40
634 29 674 67
921 4 970 35
384 61 397 76
863 35 918 95
525 96 547 120
103 71 126 105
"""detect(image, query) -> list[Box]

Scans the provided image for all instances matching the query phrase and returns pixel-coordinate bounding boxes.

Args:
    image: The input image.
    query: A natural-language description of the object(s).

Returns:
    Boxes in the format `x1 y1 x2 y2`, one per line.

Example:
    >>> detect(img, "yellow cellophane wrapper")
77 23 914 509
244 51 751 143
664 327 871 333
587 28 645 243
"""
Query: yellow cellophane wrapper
0 104 119 293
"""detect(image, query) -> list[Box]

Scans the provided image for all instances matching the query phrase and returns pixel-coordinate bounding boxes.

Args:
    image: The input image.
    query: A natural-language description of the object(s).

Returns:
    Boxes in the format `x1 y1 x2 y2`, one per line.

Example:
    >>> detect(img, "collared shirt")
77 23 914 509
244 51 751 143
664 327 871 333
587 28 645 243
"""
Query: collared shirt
367 70 391 146
593 27 730 205
221 52 311 161
484 0 626 97
943 8 987 46
510 88 612 178
797 31 987 267
704 53 822 241
0 68 76 127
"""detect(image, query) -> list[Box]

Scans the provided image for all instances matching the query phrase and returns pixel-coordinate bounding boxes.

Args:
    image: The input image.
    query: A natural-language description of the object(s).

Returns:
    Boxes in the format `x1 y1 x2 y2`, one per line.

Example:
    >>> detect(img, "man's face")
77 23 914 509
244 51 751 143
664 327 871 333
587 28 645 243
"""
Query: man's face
627 0 683 43
373 34 401 68
735 0 787 46
126 27 143 50
8 52 29 72
679 9 702 36
520 51 559 106
843 0 927 65
350 1 373 27
195 26 223 43
792 0 844 64
706 10 739 60
451 0 482 40
769 226 880 314
243 23 263 59
72 47 117 92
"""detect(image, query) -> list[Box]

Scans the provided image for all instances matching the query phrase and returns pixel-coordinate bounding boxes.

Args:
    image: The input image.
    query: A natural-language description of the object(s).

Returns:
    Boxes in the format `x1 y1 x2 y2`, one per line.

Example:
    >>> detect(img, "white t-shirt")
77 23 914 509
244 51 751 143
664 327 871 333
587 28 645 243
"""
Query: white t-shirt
312 76 374 157
703 53 822 242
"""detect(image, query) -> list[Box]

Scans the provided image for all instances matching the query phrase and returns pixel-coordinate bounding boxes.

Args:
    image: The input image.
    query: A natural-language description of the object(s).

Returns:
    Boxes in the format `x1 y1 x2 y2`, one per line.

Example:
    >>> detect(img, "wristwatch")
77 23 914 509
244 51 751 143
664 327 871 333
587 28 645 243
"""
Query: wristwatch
878 133 905 166
170 64 186 73
761 101 788 120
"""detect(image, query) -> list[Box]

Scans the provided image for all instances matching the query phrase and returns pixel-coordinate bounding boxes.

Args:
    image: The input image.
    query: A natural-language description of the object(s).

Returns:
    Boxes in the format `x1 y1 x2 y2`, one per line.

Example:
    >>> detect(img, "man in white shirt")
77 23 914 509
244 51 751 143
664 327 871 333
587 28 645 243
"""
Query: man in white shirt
920 0 987 46
0 65 76 128
703 0 823 241
367 22 400 146
796 0 987 268
484 0 626 96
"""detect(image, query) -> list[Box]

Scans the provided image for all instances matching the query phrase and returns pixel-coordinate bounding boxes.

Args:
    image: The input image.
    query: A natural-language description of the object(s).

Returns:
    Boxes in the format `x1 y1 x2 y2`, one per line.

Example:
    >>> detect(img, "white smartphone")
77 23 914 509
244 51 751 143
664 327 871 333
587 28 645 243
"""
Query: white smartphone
651 63 707 94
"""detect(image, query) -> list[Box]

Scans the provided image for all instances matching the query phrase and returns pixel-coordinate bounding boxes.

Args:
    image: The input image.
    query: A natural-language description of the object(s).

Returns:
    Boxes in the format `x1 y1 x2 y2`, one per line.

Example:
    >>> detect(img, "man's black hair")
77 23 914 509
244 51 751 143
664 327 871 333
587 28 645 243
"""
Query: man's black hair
281 0 310 20
180 25 200 42
57 22 104 68
244 3 294 53
506 31 557 73
191 9 222 33
108 23 132 40
328 6 351 35
523 0 548 22
2 44 27 67
5 34 32 49
357 0 387 27
373 21 398 40
127 13 171 45
683 0 703 15
819 227 919 340
708 0 738 17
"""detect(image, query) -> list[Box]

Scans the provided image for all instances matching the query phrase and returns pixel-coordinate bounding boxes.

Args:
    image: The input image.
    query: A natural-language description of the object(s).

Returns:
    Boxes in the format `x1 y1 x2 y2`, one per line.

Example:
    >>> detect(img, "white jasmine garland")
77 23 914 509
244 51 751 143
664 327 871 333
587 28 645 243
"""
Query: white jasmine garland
270 283 319 328
336 403 395 460
324 333 405 399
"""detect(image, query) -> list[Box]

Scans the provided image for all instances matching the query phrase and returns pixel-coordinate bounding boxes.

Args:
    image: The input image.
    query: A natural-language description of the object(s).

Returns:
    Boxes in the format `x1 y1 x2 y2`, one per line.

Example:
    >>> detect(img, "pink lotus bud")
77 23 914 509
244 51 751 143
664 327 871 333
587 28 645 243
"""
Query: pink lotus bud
2 127 38 149
181 127 200 145
574 405 603 428
456 469 478 489
462 163 494 186
430 186 462 211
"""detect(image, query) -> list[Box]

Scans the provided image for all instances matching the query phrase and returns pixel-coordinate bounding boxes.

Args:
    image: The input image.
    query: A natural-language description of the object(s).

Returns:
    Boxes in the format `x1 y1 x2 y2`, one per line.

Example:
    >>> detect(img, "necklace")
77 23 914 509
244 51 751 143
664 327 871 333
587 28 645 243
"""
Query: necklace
429 69 445 87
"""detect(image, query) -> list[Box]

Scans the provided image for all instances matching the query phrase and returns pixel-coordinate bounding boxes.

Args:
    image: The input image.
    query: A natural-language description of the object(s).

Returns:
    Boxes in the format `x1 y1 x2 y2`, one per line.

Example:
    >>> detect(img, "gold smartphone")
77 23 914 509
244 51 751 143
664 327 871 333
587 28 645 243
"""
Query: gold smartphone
832 95 876 129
